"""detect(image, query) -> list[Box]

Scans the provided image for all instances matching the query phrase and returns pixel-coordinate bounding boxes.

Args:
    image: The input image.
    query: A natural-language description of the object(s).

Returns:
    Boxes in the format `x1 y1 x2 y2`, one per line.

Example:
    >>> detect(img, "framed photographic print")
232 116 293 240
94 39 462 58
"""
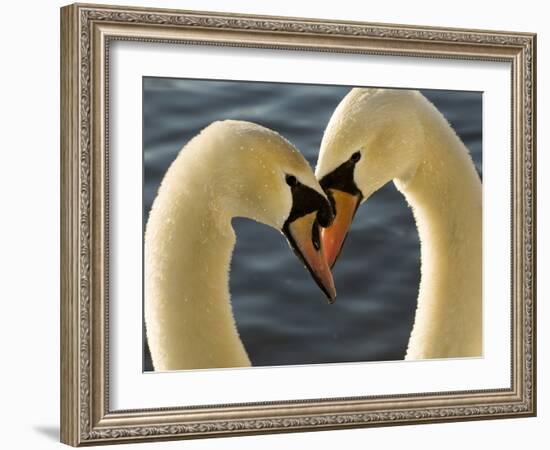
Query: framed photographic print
60 3 537 446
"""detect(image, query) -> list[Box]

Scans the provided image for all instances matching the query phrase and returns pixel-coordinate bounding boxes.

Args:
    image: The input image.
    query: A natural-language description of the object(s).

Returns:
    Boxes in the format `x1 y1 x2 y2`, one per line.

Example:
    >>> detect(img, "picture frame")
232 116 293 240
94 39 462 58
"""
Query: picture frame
60 2 536 446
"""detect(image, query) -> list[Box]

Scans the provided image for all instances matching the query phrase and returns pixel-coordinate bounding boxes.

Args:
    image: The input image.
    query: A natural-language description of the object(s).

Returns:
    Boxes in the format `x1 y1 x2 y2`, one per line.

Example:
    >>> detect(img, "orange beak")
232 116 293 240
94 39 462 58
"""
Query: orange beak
284 211 337 303
321 189 362 268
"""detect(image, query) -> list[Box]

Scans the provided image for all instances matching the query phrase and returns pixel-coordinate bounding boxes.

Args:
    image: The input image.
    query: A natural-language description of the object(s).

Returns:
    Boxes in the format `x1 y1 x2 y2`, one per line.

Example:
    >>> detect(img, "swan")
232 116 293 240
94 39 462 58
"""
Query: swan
315 88 482 360
145 120 336 371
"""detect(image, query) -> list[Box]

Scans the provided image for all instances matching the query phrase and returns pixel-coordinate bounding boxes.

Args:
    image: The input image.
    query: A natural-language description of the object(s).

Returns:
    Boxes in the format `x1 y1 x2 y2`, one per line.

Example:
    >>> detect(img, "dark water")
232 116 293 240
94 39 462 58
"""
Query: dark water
143 78 482 371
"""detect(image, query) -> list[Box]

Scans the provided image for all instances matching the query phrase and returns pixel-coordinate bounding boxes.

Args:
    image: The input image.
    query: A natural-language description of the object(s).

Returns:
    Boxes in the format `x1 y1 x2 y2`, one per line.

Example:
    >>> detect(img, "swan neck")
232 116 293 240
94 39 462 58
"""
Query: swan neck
398 122 482 359
145 156 250 370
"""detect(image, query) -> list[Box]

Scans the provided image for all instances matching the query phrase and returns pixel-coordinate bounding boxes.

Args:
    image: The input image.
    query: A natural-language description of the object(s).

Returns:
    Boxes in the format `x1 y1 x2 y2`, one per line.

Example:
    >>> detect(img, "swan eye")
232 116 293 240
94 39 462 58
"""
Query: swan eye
285 174 298 187
350 151 361 163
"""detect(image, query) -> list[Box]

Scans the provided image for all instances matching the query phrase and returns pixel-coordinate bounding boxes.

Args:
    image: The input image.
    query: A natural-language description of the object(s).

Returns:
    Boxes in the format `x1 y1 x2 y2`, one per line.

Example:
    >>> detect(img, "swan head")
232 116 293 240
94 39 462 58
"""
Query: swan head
315 88 425 267
195 120 336 301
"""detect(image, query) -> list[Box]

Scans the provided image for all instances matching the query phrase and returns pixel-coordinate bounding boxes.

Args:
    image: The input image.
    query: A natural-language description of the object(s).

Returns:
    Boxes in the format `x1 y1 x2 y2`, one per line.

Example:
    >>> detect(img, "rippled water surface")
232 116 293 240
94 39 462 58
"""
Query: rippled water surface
143 78 482 371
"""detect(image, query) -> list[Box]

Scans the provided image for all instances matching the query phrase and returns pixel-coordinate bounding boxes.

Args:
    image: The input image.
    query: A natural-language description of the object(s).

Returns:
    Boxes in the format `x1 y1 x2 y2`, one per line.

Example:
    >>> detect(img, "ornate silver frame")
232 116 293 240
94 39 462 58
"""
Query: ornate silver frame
60 3 536 446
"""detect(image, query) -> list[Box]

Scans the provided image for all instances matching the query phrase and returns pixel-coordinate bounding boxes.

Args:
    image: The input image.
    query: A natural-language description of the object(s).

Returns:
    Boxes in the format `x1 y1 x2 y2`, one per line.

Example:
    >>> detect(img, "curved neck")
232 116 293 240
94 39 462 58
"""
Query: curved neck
145 157 250 371
396 120 482 359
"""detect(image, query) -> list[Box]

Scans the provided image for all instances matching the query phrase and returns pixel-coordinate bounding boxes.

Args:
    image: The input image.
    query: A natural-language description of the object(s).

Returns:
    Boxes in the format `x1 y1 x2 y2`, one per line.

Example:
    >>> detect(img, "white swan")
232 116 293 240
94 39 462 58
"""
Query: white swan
315 88 482 359
145 120 335 371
